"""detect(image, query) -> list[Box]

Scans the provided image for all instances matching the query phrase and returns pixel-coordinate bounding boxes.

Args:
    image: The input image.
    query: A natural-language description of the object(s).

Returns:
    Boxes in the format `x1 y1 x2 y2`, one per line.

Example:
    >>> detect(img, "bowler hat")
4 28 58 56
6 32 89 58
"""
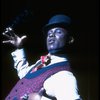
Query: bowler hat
43 14 71 33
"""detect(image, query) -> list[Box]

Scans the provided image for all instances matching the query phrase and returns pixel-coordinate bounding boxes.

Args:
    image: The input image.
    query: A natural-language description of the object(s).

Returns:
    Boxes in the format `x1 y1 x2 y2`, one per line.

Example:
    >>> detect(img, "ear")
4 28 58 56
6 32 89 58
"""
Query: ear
68 36 74 44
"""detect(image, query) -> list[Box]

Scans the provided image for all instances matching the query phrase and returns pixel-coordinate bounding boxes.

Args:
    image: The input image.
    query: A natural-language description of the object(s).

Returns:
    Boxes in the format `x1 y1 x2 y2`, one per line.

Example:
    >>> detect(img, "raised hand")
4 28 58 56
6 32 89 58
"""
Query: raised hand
2 27 27 48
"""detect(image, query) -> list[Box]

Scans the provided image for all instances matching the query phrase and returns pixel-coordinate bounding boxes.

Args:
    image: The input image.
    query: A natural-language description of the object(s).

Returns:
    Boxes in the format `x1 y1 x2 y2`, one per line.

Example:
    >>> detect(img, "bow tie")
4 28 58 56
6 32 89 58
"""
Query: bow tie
31 54 51 73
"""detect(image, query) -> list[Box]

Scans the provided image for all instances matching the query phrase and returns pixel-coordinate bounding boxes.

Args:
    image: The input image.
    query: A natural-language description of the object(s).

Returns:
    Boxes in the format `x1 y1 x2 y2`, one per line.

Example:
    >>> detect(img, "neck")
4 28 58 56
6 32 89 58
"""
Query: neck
48 47 67 55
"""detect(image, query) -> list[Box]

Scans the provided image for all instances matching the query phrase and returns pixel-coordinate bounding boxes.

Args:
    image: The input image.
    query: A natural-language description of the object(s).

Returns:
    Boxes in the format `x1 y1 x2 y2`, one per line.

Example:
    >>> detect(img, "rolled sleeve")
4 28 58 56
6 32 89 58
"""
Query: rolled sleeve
11 48 26 68
11 49 31 79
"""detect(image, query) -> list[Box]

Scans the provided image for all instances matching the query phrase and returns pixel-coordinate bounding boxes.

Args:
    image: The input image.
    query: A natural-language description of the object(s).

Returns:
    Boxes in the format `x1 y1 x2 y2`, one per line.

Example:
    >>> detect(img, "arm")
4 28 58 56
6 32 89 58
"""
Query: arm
42 71 81 100
2 27 32 79
11 48 34 79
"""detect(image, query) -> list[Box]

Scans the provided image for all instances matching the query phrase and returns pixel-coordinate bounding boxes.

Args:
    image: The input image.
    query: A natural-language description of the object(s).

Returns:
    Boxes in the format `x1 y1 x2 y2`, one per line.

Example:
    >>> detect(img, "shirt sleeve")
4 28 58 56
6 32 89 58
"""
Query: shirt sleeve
11 48 34 79
43 71 81 100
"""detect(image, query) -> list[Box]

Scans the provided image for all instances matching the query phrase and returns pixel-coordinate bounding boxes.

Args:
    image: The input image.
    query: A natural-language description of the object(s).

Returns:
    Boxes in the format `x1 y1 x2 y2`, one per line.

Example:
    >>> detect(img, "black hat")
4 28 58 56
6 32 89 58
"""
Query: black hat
43 14 71 33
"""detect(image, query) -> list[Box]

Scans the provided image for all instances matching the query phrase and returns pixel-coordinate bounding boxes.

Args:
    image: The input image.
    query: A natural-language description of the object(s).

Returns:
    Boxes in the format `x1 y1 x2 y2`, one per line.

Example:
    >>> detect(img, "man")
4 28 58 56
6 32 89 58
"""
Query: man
3 14 82 100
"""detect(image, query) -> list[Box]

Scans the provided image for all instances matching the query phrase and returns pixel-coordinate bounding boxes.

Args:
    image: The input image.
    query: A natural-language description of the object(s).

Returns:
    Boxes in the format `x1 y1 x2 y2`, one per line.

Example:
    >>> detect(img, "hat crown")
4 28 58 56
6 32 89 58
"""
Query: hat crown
43 14 71 33
48 14 71 25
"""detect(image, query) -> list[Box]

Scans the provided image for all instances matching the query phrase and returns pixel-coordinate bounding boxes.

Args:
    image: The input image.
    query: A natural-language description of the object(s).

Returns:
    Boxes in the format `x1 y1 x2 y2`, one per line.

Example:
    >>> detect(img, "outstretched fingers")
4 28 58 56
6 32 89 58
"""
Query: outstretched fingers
2 40 14 44
2 32 12 39
21 35 27 41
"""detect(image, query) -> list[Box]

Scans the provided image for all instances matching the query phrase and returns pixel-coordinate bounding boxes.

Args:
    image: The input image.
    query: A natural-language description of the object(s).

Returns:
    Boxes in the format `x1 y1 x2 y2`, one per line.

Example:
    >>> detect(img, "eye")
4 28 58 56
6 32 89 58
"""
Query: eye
55 29 62 34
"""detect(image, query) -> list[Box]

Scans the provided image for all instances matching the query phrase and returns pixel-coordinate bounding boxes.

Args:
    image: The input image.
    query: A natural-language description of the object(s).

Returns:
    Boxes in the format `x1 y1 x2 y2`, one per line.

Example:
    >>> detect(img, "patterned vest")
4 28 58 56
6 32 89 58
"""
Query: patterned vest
5 61 71 100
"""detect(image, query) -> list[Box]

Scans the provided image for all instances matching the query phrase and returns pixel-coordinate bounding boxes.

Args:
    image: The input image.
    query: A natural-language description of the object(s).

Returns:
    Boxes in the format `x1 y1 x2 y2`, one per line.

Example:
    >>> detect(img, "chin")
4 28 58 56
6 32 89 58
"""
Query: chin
48 48 57 51
48 45 58 50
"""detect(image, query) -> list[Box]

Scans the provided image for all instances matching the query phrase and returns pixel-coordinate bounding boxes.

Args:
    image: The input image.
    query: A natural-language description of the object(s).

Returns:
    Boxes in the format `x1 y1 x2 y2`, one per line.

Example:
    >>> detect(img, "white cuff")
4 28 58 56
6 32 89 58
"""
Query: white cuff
11 48 25 61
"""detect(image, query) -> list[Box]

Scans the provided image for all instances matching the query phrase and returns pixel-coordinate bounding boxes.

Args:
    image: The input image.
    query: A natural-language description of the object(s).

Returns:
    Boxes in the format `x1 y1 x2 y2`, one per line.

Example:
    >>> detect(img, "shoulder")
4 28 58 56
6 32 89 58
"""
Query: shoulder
44 70 76 86
50 70 75 80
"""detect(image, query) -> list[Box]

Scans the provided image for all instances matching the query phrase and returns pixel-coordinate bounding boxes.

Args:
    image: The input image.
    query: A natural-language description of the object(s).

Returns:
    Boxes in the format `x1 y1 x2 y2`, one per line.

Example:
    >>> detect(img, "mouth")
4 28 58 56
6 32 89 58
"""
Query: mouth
48 39 55 44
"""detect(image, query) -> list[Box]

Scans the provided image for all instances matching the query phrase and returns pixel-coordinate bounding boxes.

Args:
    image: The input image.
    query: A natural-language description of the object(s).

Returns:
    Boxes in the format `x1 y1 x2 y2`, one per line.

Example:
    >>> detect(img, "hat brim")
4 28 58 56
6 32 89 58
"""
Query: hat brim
43 22 69 33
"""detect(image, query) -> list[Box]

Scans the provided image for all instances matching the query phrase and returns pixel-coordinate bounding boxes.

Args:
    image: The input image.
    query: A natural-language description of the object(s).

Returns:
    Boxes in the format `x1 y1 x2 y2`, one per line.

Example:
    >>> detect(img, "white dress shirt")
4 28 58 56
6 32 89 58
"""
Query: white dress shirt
11 48 81 100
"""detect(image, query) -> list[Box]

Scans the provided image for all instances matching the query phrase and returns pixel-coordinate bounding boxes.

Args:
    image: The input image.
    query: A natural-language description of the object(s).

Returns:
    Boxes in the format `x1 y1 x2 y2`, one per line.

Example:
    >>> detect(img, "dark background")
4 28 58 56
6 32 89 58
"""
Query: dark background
1 0 99 100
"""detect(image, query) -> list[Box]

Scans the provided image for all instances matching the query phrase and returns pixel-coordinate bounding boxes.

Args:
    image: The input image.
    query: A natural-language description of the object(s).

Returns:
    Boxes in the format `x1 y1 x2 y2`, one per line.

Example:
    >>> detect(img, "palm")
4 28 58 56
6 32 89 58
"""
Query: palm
2 27 27 48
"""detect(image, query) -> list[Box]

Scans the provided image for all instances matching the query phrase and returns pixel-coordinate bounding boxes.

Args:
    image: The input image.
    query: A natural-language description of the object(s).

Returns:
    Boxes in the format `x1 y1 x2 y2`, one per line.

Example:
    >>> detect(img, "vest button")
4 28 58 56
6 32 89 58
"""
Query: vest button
21 82 24 84
15 89 17 92
8 96 10 99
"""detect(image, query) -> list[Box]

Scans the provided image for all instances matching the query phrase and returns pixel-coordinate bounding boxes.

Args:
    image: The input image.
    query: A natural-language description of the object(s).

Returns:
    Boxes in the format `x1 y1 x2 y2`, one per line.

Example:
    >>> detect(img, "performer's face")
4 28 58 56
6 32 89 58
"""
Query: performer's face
46 27 68 52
